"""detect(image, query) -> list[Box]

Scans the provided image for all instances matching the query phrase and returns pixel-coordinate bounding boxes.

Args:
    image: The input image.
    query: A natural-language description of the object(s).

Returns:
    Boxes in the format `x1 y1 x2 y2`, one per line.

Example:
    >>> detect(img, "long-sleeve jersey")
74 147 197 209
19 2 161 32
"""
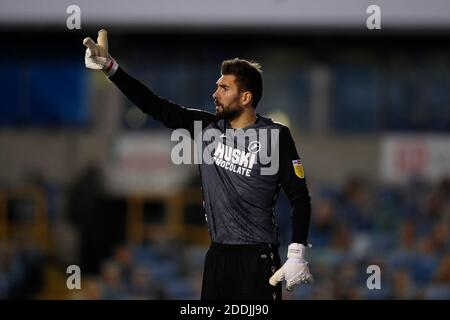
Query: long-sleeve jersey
110 67 311 246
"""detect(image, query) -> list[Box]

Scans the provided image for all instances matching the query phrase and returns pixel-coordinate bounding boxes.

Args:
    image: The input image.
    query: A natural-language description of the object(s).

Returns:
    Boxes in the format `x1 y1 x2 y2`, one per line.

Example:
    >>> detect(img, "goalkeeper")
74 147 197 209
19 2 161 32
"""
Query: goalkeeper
83 29 313 300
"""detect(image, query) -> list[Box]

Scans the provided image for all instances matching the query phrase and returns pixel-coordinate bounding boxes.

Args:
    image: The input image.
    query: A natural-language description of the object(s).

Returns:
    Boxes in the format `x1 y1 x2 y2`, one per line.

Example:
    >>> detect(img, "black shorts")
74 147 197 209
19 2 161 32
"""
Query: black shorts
201 242 282 300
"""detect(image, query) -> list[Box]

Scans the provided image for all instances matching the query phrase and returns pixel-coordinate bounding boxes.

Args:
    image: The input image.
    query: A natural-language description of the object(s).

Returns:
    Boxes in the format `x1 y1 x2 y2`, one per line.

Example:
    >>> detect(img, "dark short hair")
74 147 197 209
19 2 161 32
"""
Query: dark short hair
221 58 263 108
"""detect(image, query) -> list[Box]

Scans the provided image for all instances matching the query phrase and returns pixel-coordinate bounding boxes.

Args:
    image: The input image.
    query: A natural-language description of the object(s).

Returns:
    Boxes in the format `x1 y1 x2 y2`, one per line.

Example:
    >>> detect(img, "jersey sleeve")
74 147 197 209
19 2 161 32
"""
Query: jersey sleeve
278 126 312 245
109 67 217 135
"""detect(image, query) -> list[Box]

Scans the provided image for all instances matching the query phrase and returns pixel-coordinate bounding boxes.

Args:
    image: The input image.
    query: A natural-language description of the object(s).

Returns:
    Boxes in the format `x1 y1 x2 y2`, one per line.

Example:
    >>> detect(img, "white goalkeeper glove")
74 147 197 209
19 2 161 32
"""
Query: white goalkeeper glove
83 29 118 77
269 243 313 292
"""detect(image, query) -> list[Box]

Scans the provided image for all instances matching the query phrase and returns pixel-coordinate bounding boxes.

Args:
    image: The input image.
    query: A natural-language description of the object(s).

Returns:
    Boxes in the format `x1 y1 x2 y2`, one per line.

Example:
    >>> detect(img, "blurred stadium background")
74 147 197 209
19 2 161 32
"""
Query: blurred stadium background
0 0 449 299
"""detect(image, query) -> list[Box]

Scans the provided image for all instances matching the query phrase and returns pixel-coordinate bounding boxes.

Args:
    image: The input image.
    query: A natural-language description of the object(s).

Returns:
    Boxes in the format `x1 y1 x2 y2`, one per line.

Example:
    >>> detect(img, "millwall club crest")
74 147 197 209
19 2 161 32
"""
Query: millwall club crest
248 141 261 153
292 159 305 179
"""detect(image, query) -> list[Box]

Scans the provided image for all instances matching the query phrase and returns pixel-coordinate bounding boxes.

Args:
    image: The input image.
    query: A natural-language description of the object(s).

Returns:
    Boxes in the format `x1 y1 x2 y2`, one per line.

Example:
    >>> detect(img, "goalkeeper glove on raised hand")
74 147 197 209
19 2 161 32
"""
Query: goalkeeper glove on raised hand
269 243 313 292
83 29 118 77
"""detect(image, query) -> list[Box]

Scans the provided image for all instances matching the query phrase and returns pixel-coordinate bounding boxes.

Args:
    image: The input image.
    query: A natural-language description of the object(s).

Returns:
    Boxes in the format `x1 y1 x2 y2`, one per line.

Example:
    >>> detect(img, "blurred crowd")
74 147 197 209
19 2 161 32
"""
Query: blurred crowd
0 177 448 299
301 176 449 299
0 237 45 299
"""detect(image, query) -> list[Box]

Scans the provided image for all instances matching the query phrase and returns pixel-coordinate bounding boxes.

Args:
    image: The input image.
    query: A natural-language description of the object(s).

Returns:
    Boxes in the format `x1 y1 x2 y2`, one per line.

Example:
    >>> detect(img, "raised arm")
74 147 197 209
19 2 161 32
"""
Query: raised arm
83 29 216 135
108 67 216 133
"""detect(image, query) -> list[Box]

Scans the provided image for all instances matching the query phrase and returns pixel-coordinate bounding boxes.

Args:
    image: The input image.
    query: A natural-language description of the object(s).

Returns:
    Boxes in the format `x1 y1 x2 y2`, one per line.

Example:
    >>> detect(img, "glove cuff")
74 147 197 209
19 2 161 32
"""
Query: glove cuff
103 56 118 77
287 243 311 260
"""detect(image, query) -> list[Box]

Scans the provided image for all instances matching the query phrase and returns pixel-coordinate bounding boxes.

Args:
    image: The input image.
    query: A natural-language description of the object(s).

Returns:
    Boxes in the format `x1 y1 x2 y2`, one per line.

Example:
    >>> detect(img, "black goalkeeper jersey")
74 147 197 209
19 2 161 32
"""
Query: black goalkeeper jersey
110 67 311 246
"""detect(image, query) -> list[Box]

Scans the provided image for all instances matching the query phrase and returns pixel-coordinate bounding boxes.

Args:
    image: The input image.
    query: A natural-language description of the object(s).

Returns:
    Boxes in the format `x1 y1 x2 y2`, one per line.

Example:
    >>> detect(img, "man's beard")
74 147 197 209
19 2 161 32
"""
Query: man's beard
215 104 243 119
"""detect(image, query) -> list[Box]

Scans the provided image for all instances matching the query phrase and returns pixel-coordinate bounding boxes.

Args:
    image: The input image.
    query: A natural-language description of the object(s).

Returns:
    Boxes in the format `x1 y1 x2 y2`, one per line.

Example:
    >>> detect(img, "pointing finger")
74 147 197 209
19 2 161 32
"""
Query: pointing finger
97 29 108 57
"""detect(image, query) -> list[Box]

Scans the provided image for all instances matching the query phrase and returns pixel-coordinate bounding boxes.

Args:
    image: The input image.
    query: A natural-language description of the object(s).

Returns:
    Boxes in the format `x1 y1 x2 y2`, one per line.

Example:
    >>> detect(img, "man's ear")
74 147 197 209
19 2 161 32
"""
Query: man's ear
241 91 253 106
